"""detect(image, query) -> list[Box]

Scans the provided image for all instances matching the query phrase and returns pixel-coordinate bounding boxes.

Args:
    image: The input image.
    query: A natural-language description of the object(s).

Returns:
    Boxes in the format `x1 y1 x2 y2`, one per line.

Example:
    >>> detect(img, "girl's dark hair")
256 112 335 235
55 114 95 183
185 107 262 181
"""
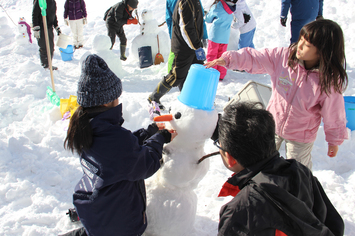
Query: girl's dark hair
288 19 348 95
64 106 109 155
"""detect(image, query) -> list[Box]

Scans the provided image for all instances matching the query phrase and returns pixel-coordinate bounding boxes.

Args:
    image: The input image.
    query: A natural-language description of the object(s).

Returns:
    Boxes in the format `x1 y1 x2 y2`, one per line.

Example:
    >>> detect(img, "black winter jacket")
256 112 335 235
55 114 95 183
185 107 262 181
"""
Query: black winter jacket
171 0 204 53
73 104 165 236
105 0 133 29
32 0 58 29
218 153 344 236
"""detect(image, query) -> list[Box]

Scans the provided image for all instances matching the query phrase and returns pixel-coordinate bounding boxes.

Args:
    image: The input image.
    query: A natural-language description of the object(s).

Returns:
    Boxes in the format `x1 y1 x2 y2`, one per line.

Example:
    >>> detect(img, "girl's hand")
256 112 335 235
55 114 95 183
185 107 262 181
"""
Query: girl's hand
204 58 226 68
168 129 178 141
328 145 339 157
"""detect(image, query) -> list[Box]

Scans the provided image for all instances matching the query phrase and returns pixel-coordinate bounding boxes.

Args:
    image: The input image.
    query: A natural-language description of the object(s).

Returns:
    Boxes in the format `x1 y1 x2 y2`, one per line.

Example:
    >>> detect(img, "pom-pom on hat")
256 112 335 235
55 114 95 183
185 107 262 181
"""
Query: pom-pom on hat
127 0 138 8
77 54 122 107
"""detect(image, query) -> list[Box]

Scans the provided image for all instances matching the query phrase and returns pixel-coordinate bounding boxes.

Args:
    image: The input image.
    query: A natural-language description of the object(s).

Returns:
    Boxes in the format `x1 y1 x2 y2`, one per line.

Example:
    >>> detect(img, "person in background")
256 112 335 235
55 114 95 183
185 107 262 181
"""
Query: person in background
205 19 348 170
205 0 236 81
32 0 61 70
147 0 206 110
215 101 344 235
231 0 256 50
166 0 209 72
280 0 323 44
104 0 139 61
64 0 87 49
61 54 177 236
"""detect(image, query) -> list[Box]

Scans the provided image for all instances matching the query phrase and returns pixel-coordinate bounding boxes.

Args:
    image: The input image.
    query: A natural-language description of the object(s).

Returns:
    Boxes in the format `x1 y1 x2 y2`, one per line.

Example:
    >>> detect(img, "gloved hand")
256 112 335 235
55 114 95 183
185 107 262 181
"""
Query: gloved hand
64 18 69 26
280 17 287 27
195 47 206 61
127 18 138 25
243 13 251 23
316 15 323 20
83 17 87 25
33 26 40 39
55 26 61 35
202 39 208 48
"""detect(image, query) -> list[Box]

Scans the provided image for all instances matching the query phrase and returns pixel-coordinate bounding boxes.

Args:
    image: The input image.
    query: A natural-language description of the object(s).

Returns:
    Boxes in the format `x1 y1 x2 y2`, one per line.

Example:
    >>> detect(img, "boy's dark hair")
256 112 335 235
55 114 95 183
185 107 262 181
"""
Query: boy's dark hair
218 102 276 167
288 19 348 95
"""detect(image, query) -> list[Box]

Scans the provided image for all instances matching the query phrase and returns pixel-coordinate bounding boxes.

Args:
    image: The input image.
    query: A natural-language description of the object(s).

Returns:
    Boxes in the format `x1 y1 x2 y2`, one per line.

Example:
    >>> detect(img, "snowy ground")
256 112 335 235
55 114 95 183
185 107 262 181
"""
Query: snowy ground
0 0 355 235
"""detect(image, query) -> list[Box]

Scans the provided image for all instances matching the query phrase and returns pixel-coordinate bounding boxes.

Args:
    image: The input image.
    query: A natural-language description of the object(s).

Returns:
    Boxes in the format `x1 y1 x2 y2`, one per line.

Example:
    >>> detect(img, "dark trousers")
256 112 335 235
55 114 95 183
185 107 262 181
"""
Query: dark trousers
164 51 203 91
106 22 127 49
37 27 54 67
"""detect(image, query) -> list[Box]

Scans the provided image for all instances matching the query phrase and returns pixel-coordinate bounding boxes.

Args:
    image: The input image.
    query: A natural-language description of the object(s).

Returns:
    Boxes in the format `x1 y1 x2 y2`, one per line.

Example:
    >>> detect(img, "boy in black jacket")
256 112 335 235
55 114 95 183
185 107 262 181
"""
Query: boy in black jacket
104 0 139 61
32 0 61 70
215 102 344 236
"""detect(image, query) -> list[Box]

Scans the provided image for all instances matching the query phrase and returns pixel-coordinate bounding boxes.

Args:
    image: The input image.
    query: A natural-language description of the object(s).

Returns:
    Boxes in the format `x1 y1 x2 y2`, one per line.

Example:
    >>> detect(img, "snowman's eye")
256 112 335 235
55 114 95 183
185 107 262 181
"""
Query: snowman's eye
174 112 181 119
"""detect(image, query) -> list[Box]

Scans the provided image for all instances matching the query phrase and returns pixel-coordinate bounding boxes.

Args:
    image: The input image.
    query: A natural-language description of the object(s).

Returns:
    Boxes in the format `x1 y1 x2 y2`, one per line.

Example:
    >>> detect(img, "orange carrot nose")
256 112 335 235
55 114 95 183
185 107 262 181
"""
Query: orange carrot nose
153 114 173 122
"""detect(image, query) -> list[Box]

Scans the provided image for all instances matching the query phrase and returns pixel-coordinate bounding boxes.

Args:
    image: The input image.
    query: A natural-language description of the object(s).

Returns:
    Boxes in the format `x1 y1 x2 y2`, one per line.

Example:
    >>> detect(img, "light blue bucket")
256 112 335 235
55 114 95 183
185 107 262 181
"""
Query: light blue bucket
344 96 355 131
178 64 220 111
59 45 74 61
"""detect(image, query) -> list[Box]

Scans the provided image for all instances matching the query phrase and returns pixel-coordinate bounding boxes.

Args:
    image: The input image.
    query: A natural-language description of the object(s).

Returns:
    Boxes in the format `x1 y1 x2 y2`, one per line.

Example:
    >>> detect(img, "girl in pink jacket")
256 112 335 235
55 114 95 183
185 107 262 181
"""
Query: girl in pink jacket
205 19 348 169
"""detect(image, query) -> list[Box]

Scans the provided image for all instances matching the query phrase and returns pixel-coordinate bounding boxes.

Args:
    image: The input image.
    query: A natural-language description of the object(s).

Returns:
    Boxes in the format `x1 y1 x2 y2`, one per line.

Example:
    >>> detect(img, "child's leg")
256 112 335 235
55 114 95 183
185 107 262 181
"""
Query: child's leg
77 19 84 46
206 40 219 63
284 139 314 170
238 28 256 49
275 134 284 151
69 20 78 47
217 43 228 79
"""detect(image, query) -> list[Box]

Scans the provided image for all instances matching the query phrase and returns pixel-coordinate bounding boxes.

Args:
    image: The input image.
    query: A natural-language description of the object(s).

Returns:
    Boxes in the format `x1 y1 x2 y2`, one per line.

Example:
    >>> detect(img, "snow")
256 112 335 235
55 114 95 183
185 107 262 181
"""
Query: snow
0 0 355 235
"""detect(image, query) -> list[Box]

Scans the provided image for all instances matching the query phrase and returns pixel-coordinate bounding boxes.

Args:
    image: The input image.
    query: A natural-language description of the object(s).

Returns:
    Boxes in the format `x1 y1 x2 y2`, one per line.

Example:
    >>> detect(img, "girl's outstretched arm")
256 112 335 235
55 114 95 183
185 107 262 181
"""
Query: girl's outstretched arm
204 57 226 68
328 145 339 157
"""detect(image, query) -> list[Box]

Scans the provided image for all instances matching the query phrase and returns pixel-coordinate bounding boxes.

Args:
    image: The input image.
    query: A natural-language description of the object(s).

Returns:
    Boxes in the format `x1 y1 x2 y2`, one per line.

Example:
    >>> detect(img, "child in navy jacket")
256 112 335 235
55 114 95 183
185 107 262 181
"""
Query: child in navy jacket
62 54 177 236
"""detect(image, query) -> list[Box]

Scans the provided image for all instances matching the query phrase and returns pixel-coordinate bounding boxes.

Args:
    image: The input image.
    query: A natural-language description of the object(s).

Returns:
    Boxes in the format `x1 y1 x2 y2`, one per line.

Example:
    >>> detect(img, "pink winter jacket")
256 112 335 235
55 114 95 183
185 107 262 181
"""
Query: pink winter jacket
221 47 348 146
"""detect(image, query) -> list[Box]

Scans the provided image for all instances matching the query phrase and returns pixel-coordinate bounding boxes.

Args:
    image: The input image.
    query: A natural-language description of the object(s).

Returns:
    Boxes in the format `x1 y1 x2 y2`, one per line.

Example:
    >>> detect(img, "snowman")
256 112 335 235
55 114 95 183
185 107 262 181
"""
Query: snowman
16 17 32 45
80 34 126 78
144 64 220 236
0 16 15 47
130 9 170 63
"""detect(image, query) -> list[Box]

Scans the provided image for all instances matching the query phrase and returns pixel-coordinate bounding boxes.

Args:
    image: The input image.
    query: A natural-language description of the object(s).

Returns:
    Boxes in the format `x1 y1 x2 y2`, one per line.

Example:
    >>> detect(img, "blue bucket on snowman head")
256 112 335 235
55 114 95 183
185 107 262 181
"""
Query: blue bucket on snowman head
178 64 220 111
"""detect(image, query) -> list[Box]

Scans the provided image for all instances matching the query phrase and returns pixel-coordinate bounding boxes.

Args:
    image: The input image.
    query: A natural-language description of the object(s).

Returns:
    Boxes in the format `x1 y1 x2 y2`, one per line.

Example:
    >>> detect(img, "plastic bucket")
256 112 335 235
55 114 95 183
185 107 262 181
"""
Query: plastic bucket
178 64 220 110
344 96 355 131
59 45 74 61
56 34 72 48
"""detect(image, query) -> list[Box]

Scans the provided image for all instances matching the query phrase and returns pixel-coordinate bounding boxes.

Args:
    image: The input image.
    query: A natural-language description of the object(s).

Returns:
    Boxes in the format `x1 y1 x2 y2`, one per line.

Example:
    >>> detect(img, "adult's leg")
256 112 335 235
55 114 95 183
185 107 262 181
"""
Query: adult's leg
117 28 127 60
38 27 54 67
290 19 309 44
106 22 116 50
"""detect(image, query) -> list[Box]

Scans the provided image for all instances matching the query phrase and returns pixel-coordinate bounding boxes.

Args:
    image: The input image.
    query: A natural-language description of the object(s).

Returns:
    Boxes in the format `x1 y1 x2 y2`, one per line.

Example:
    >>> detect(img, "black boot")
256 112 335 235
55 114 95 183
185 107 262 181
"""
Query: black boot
148 80 172 110
120 45 127 61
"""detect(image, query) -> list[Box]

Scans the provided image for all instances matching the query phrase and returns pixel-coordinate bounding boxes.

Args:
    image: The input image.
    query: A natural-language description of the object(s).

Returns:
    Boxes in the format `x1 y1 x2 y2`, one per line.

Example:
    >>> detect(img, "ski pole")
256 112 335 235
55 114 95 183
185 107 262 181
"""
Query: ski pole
0 4 17 27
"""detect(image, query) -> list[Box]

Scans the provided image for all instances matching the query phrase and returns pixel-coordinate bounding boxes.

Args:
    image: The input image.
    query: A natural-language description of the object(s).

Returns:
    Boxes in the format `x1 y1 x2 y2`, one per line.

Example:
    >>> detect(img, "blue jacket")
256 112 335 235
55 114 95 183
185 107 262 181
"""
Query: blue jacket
73 104 165 236
281 0 323 20
205 1 234 44
166 0 208 40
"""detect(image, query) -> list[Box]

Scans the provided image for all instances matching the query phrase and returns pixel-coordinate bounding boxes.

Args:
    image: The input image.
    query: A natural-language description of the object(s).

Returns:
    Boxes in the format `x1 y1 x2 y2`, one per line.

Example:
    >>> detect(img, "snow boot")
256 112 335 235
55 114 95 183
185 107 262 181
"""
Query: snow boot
148 81 172 110
66 208 80 222
120 45 127 61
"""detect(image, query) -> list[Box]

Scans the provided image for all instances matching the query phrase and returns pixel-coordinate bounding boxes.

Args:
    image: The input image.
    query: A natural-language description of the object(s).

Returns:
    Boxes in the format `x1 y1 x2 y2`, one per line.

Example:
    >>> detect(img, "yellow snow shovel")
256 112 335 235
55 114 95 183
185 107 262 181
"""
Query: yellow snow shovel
39 0 60 106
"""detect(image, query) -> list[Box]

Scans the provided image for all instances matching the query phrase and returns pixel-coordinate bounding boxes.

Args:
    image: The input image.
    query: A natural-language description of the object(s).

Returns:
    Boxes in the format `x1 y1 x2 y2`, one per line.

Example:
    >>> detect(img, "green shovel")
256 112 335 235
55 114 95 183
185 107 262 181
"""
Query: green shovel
39 0 60 106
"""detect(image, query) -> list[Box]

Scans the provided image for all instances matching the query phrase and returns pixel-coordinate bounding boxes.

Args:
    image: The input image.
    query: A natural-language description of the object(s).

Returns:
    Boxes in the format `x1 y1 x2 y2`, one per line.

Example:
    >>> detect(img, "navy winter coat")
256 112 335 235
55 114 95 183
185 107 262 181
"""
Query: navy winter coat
73 104 165 236
64 0 87 20
281 0 323 21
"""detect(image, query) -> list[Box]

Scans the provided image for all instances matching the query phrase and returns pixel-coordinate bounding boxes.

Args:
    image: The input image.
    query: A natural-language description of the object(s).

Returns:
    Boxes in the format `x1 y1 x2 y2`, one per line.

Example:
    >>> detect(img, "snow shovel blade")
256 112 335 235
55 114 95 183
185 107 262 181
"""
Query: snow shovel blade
46 86 60 106
154 53 164 65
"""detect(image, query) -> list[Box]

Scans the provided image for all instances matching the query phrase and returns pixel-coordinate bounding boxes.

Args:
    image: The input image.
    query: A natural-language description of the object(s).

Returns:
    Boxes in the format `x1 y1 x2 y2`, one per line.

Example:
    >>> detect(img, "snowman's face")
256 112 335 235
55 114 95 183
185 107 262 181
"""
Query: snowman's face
165 101 218 143
141 9 153 22
18 24 26 33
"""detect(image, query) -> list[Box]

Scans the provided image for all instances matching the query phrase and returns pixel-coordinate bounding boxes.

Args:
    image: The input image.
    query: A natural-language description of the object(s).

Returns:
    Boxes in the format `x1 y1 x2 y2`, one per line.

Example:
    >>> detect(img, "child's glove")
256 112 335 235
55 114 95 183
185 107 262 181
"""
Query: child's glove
64 18 69 26
127 18 138 25
55 26 61 35
243 13 251 24
33 26 40 39
280 17 287 27
195 47 206 61
148 101 161 121
83 17 87 25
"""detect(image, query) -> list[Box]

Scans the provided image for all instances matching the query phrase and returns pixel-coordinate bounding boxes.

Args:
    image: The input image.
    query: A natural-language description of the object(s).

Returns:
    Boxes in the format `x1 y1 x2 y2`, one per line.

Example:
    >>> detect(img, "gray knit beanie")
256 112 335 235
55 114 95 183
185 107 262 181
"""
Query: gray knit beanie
127 0 138 8
77 54 122 107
